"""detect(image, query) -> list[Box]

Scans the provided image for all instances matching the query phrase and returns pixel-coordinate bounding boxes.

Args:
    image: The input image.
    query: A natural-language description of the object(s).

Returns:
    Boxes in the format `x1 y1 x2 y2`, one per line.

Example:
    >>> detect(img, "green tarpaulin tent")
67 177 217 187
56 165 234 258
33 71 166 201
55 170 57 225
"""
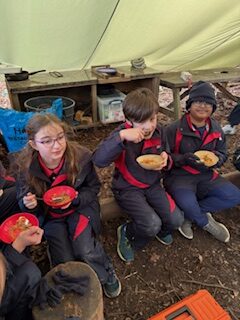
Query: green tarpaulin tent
0 0 239 72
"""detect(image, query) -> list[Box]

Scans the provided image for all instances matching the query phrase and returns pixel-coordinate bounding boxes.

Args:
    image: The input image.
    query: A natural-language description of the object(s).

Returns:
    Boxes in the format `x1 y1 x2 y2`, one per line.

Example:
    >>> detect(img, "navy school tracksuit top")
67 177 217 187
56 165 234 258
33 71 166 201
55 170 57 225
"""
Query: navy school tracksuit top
165 113 227 178
16 146 101 234
93 123 172 190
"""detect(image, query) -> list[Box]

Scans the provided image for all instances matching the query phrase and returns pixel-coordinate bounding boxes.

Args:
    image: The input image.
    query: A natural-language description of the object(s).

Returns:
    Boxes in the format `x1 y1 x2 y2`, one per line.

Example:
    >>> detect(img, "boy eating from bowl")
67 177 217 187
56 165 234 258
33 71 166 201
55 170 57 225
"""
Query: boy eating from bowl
93 88 183 262
163 81 240 242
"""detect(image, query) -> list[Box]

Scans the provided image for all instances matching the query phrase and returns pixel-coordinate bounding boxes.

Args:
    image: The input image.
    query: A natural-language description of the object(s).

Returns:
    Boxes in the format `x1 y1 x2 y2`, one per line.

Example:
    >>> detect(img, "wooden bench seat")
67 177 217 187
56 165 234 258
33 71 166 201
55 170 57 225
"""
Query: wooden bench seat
99 171 240 220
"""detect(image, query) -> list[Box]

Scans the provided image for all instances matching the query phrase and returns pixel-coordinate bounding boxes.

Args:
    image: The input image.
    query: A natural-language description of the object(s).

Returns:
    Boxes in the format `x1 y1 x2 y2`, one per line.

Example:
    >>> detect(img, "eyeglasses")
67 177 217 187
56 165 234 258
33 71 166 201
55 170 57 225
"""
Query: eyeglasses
192 101 213 108
35 132 66 148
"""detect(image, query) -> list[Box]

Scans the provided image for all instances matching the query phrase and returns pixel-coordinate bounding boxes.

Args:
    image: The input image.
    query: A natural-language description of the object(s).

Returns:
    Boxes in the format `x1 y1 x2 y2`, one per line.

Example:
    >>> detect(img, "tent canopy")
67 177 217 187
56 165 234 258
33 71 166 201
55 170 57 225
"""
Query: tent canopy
1 0 240 72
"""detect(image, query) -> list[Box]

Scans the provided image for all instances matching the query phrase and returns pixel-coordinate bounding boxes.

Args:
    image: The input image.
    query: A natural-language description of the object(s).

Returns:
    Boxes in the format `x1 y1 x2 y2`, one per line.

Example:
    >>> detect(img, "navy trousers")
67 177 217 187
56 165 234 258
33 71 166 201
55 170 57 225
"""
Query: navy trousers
164 174 240 227
43 205 114 284
114 183 184 250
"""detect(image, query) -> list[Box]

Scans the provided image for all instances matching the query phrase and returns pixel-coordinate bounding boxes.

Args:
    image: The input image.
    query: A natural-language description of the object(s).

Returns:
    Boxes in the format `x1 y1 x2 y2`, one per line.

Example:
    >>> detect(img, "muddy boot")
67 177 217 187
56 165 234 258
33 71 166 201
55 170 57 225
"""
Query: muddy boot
178 219 193 239
203 212 230 243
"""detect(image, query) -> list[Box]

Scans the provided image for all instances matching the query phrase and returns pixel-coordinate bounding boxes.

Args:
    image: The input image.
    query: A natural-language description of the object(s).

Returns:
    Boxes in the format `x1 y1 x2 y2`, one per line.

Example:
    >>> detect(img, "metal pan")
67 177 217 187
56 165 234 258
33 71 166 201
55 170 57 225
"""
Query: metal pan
5 69 46 81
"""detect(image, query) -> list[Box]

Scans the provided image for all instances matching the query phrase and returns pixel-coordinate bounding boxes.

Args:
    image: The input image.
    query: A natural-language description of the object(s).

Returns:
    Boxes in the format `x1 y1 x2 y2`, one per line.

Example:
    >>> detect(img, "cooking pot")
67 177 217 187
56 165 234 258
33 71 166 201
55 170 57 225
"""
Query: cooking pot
5 69 46 81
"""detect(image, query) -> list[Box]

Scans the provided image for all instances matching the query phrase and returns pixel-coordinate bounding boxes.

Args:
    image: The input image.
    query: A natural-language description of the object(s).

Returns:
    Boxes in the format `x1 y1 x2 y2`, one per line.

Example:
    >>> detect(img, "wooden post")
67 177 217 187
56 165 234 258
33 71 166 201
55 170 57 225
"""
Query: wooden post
91 84 98 123
172 88 181 119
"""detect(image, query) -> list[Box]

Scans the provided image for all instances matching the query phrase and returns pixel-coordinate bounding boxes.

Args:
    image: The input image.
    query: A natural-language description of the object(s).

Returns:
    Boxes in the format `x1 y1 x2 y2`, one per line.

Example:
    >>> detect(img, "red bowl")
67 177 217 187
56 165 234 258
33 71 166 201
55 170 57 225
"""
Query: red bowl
0 213 39 244
43 185 76 208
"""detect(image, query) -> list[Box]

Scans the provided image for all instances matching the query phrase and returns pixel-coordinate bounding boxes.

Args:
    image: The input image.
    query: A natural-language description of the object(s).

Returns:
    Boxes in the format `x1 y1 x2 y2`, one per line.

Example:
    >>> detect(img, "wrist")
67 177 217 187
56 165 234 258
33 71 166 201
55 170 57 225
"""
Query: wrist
12 240 26 253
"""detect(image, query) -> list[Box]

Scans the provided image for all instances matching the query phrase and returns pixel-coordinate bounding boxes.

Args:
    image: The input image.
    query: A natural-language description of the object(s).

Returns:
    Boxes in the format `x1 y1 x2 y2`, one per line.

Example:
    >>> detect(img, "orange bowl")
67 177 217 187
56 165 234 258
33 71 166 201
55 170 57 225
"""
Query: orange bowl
43 185 76 208
136 154 164 170
194 150 219 167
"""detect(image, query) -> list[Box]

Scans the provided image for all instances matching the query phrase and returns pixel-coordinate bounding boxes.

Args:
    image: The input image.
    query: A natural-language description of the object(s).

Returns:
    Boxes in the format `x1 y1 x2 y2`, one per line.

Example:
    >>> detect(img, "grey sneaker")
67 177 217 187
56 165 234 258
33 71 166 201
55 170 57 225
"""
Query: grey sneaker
178 219 193 240
203 212 230 243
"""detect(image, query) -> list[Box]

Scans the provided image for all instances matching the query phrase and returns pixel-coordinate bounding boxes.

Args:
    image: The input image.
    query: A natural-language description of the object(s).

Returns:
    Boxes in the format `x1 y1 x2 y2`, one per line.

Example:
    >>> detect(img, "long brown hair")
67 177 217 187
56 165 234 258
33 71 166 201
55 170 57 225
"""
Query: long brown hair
13 114 87 196
0 252 7 303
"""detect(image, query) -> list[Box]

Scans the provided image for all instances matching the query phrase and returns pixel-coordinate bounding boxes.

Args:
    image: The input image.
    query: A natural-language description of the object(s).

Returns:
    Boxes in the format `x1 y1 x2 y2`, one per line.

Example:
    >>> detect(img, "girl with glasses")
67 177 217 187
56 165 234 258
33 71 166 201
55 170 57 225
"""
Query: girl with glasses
12 114 121 298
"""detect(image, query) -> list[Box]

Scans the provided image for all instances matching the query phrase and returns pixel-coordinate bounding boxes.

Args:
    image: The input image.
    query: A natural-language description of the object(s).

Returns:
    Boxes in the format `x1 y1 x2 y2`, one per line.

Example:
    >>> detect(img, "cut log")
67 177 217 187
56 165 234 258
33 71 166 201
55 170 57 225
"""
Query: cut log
100 197 123 221
99 171 240 220
33 261 103 320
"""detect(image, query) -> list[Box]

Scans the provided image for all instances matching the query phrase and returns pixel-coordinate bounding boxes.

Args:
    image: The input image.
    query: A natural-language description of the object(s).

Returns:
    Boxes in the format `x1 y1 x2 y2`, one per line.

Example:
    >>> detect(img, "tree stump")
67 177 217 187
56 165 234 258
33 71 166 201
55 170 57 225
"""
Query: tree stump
33 261 103 320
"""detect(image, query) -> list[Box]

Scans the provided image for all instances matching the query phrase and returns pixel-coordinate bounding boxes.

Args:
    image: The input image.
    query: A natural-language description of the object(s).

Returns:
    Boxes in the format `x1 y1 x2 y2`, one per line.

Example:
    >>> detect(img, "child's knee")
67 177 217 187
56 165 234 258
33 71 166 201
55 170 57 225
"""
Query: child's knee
139 215 162 237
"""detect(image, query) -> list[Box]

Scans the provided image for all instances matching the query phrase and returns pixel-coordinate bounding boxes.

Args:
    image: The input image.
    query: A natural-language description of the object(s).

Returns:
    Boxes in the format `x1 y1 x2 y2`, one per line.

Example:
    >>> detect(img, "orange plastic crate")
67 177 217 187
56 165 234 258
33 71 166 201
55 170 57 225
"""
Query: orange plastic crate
148 290 231 320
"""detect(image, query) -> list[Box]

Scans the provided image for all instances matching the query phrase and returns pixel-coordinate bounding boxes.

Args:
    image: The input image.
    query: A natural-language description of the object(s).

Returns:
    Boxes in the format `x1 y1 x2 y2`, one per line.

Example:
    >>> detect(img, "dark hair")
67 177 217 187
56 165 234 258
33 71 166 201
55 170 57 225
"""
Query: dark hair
122 88 159 122
13 114 86 196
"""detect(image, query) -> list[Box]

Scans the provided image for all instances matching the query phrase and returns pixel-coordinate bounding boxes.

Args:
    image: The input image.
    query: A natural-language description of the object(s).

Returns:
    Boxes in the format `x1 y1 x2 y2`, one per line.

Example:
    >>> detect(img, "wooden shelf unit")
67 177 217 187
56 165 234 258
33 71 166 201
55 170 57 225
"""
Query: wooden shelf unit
6 66 161 128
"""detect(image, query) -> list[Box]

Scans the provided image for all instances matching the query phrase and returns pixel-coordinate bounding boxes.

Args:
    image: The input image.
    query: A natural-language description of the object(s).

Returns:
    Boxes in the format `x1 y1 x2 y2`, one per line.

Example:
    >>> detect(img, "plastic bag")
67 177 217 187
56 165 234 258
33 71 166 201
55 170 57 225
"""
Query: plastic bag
0 98 63 153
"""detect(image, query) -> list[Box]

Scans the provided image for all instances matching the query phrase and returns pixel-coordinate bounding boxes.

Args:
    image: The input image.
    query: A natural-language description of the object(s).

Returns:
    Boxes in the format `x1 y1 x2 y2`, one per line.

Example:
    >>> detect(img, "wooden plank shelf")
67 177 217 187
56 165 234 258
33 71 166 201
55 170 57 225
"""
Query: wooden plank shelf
6 66 161 127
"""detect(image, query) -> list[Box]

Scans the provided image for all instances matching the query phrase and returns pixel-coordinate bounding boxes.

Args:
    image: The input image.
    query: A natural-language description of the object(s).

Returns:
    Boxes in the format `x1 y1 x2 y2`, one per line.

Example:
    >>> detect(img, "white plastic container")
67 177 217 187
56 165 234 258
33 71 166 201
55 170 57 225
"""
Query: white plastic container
97 89 126 124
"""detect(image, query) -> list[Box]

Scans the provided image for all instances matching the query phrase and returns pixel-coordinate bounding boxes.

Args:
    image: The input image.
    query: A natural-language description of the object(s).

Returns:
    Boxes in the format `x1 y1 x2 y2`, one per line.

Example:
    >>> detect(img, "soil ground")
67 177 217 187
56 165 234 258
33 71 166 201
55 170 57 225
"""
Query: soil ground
2 83 240 319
